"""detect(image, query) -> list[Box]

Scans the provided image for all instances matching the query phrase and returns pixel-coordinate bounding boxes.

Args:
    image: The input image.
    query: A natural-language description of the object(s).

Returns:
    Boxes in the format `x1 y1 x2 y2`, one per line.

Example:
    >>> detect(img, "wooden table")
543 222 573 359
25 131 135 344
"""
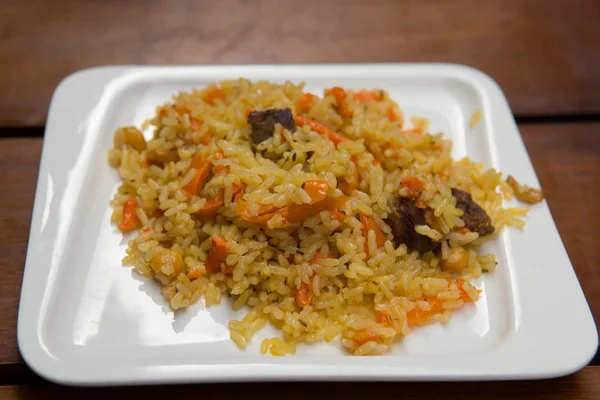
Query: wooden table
1 0 599 397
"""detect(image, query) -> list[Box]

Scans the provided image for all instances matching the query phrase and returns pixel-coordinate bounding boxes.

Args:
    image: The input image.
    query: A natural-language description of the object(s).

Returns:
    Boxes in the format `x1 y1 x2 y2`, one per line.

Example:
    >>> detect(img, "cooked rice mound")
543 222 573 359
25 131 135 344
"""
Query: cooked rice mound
108 79 531 356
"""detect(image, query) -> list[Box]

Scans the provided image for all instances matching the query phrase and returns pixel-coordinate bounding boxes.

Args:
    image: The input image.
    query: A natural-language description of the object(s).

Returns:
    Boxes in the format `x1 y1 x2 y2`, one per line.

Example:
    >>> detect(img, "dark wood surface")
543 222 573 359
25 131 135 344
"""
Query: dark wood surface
1 366 600 399
2 0 600 126
1 0 599 396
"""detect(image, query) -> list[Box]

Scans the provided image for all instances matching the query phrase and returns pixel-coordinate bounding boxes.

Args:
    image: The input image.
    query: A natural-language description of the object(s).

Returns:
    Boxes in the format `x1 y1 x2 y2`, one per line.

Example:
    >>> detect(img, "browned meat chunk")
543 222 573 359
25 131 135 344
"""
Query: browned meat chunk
247 108 296 145
385 197 436 253
452 188 495 236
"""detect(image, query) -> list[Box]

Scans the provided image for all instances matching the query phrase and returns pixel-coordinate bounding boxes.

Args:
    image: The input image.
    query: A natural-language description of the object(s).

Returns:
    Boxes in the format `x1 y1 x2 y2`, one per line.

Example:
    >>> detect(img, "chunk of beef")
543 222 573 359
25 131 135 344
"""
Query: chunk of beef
452 188 495 236
385 197 436 253
247 108 296 145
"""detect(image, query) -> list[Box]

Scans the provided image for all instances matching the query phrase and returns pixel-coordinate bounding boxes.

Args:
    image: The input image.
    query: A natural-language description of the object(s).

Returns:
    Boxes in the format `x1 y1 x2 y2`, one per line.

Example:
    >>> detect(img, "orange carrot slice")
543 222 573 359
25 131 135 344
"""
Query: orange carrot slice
401 176 425 199
293 116 349 145
406 296 445 326
296 93 315 112
198 183 244 218
353 330 380 345
204 86 225 105
360 213 386 257
118 199 140 232
325 87 353 119
353 90 383 102
205 236 229 273
183 155 213 197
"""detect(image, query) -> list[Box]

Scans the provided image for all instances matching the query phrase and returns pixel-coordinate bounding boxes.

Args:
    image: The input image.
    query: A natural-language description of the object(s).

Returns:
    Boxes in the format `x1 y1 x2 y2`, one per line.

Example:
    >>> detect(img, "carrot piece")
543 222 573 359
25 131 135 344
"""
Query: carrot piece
205 236 229 273
353 90 383 102
401 128 423 136
244 106 253 117
174 104 191 115
213 151 228 173
296 93 315 112
295 278 313 307
198 183 244 218
387 106 402 124
360 213 386 257
293 116 349 145
376 311 393 327
186 268 206 280
401 176 425 199
452 278 479 303
204 86 225 105
329 209 347 222
190 118 202 132
295 252 330 307
406 296 445 326
118 199 140 232
325 87 353 119
353 330 379 345
183 155 213 197
338 159 359 195
301 180 329 203
199 133 212 145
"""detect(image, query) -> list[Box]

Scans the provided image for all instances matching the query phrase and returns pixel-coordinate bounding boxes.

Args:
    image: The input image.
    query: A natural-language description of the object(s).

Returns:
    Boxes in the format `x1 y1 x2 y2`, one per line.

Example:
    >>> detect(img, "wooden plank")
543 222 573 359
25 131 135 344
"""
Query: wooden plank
0 139 42 378
2 0 600 126
2 366 600 399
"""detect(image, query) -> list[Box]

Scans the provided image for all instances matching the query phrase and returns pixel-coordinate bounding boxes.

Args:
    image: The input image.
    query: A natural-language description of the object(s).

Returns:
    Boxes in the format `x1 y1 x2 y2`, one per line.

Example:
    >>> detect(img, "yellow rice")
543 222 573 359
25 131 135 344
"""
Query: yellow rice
108 79 529 355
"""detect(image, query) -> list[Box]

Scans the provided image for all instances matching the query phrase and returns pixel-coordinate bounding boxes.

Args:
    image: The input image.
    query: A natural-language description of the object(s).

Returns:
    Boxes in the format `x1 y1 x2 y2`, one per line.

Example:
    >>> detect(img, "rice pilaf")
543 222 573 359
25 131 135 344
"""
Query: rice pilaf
108 79 542 356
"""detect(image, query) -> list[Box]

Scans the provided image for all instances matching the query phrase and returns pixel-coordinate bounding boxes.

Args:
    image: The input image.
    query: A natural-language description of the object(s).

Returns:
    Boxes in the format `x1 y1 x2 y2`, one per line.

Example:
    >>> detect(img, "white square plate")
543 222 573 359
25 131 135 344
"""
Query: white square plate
18 64 597 385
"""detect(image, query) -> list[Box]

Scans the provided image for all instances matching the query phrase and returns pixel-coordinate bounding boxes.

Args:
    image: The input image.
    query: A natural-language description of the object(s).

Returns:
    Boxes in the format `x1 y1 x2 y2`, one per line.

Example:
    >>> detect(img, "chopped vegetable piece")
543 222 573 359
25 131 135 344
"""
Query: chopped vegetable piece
360 213 387 257
296 93 315 112
190 118 202 132
325 87 353 119
452 278 478 303
406 296 444 326
293 116 349 145
353 90 383 102
338 159 359 195
376 311 393 327
295 279 312 307
205 236 229 273
150 249 183 278
329 209 348 222
440 247 469 272
301 180 329 203
198 183 245 218
353 330 379 345
118 199 140 232
506 175 544 204
186 268 206 280
114 127 147 151
183 155 213 197
213 151 228 173
174 104 191 115
204 86 225 105
387 106 402 124
401 176 425 199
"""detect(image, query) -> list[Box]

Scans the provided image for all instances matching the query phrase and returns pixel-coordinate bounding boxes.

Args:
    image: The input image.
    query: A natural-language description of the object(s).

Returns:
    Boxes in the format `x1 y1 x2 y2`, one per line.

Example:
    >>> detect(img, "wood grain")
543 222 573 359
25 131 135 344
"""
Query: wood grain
2 0 600 126
0 123 598 378
0 139 42 378
2 366 600 399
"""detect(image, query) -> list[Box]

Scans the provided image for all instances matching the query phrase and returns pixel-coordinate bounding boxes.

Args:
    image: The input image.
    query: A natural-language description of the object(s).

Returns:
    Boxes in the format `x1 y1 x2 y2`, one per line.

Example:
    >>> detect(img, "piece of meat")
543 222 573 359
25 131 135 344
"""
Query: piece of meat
247 108 296 145
452 188 495 236
385 197 436 253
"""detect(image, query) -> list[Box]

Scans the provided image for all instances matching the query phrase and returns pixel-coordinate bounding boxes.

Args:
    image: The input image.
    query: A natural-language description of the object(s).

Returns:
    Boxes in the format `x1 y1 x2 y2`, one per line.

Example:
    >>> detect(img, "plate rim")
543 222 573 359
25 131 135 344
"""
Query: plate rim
18 63 598 385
